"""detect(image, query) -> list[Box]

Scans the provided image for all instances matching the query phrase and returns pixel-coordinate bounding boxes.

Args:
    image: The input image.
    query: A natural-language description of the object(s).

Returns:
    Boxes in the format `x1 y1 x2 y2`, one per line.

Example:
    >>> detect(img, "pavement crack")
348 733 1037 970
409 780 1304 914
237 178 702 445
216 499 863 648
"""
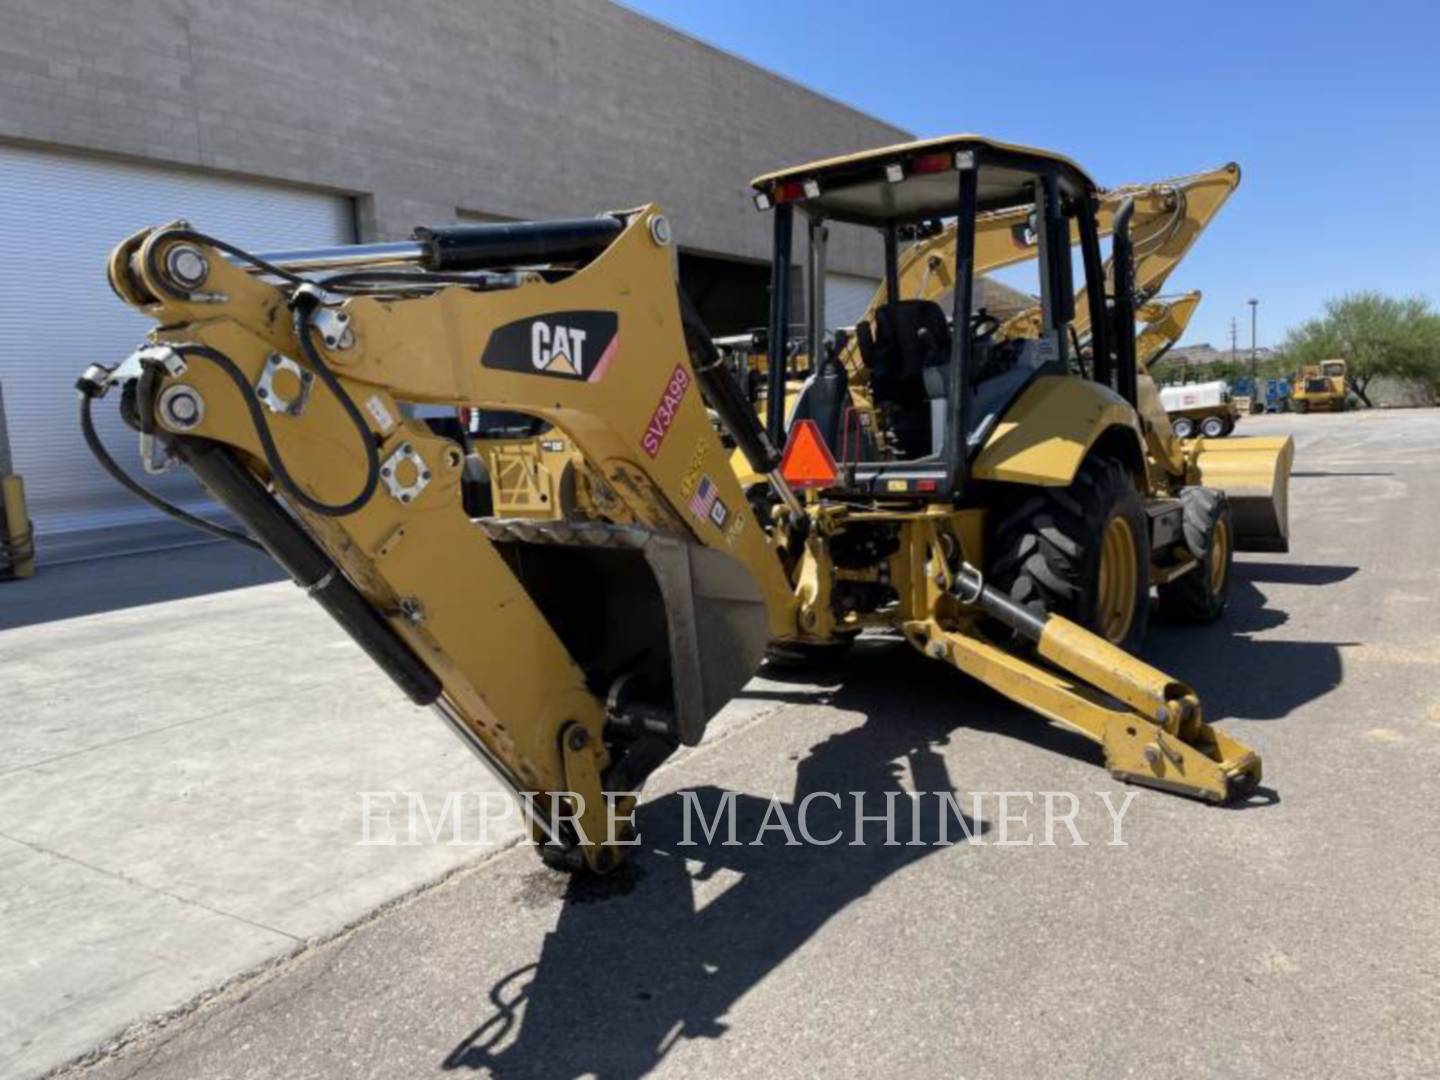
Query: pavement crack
0 714 219 779
0 828 301 943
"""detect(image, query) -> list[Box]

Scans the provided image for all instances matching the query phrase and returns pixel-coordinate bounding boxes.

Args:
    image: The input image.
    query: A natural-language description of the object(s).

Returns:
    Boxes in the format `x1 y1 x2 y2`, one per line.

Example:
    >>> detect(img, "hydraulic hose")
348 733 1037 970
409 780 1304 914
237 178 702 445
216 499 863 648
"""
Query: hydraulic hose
172 328 381 519
141 226 307 302
77 388 262 550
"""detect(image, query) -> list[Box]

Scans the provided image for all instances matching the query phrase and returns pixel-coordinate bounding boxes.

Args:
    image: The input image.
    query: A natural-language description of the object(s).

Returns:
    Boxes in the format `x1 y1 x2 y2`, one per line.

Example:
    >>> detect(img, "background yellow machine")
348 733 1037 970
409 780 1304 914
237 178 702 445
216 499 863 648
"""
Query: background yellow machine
85 136 1288 872
1292 358 1349 412
0 380 36 580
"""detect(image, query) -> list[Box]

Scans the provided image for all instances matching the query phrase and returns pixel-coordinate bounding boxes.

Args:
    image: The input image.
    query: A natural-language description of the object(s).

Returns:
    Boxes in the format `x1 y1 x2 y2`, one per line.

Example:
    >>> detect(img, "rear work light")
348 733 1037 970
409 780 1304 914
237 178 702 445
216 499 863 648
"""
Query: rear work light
773 178 820 204
908 152 954 175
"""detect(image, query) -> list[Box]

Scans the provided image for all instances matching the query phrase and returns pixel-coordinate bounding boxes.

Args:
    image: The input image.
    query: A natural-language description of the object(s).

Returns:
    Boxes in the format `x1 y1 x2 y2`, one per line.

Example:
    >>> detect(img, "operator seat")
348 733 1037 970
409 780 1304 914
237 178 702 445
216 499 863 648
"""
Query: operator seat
856 300 952 458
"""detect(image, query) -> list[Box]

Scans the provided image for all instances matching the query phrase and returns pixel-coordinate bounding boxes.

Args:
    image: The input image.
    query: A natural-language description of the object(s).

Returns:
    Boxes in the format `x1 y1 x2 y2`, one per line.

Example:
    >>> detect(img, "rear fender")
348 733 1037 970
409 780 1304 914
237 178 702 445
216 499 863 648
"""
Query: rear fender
971 375 1145 487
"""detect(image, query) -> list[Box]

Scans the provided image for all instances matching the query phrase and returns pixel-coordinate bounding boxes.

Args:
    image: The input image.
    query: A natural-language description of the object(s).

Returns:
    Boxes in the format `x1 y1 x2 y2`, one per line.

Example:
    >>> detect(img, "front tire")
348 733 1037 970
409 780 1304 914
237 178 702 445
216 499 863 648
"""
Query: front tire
990 455 1151 652
1158 487 1233 622
1200 415 1228 439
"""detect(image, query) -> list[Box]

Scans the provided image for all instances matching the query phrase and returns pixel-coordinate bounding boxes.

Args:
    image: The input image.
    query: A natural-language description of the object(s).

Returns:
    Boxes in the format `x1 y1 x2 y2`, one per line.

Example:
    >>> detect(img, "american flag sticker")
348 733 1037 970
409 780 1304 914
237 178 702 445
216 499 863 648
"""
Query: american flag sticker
688 476 728 529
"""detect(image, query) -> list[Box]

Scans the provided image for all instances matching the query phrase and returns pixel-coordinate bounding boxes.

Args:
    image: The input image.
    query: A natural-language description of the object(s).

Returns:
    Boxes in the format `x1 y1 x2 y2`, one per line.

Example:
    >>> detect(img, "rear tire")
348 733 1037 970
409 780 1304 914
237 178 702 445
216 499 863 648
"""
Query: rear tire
1172 416 1196 439
1200 415 1228 439
990 455 1151 653
1158 487 1233 623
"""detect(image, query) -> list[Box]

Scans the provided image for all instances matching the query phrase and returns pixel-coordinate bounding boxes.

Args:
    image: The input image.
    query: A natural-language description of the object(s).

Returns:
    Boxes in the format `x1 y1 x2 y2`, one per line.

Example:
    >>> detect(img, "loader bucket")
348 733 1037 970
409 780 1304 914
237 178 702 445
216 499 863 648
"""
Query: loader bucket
1190 435 1295 552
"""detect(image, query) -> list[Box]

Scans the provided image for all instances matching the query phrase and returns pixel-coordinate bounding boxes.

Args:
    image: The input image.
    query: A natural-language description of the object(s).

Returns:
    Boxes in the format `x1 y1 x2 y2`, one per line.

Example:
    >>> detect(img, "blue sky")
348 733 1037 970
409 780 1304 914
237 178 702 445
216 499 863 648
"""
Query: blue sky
625 0 1440 350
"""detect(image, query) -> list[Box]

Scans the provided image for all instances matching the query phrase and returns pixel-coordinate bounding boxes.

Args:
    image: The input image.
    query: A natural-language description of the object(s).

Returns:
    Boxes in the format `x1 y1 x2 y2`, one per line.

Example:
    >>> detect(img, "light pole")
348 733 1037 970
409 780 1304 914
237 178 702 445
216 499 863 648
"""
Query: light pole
1248 298 1259 380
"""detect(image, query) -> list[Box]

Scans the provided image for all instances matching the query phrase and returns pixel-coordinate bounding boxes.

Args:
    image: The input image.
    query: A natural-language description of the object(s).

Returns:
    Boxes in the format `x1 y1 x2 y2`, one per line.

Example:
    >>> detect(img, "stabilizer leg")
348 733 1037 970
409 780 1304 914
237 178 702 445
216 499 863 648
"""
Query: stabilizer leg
906 565 1261 803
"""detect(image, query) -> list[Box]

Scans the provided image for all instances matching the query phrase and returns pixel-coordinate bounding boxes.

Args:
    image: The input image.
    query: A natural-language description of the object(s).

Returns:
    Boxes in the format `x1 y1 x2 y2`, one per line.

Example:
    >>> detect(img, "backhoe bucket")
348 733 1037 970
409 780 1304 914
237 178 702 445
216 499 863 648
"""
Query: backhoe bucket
479 520 770 746
1190 435 1294 552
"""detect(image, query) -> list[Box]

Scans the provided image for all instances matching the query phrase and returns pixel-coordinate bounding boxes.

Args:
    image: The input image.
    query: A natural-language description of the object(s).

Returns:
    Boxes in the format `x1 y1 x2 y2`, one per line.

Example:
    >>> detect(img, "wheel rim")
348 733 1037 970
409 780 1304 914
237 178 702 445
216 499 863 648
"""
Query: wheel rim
1209 516 1230 594
1095 516 1138 643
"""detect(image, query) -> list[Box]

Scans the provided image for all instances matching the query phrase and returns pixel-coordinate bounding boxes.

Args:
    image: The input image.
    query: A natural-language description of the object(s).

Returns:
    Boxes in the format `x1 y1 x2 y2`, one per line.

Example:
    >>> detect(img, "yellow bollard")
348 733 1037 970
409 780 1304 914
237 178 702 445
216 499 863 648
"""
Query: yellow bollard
1 473 35 579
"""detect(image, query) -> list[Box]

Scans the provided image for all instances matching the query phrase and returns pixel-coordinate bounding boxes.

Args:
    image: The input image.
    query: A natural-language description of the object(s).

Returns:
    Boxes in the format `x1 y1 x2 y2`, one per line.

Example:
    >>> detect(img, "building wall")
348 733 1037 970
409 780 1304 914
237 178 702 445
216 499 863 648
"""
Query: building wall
0 0 909 272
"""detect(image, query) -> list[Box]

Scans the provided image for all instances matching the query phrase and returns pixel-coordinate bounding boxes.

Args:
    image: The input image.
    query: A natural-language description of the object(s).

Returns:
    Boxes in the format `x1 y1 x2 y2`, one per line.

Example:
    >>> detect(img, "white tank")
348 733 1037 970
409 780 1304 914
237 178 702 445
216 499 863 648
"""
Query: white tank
1159 380 1229 412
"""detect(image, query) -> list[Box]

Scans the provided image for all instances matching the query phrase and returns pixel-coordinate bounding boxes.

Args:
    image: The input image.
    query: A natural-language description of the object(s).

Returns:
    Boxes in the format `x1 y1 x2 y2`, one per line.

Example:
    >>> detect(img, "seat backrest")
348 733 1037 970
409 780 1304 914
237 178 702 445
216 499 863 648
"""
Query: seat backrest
870 300 952 402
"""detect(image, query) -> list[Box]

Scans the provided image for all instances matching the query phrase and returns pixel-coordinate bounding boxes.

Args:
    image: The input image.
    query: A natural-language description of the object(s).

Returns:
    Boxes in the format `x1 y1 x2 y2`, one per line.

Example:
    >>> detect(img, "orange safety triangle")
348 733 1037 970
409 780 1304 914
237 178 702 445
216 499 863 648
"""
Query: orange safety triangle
779 418 839 489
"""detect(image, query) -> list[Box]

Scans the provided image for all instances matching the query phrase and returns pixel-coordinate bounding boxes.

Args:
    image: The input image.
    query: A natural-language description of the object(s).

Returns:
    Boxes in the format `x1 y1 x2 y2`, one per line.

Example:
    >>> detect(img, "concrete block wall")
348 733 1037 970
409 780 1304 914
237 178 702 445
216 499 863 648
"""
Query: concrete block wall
0 0 910 271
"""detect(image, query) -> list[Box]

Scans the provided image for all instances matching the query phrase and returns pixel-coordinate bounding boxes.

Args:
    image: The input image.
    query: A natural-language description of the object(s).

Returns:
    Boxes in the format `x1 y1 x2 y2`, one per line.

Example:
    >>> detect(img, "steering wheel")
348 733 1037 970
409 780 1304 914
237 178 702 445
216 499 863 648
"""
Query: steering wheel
970 310 1000 341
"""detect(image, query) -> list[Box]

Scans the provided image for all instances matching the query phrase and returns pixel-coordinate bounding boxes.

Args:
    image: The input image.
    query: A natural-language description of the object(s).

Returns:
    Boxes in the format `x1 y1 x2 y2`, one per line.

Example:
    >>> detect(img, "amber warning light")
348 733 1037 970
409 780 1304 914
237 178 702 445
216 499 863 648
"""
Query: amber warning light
779 419 839 489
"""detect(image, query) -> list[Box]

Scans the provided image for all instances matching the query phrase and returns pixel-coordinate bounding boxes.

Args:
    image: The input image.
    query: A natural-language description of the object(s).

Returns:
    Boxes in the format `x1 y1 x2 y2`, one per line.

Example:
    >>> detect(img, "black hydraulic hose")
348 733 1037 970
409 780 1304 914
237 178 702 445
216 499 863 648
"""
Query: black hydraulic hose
142 226 307 302
173 327 380 518
318 269 520 294
77 390 262 551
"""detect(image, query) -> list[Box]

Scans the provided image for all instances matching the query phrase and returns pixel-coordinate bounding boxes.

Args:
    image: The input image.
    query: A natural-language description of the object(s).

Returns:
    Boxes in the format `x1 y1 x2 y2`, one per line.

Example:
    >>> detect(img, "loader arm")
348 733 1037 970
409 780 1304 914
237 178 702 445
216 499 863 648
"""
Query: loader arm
1133 291 1203 476
93 208 795 872
838 163 1243 372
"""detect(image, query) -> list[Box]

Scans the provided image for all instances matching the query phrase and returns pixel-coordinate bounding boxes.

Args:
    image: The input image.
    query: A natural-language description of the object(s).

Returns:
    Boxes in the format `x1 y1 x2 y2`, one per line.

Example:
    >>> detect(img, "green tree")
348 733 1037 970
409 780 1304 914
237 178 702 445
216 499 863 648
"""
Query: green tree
1280 292 1440 406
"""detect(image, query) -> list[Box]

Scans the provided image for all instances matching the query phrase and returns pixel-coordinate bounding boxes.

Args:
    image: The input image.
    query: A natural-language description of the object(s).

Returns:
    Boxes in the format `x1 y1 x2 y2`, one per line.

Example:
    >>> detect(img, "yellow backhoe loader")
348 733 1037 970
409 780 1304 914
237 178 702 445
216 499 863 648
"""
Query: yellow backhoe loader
86 135 1285 873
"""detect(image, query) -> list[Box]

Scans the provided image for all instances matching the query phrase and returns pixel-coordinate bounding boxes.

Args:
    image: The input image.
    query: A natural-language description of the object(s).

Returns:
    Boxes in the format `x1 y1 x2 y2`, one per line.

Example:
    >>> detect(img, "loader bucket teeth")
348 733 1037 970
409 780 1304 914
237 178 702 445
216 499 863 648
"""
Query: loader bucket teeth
1190 435 1295 553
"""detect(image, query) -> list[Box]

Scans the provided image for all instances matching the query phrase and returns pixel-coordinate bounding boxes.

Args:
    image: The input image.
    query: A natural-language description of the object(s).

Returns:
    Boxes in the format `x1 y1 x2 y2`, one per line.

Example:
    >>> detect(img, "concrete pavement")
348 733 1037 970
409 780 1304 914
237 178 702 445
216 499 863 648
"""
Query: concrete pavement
5 410 1439 1078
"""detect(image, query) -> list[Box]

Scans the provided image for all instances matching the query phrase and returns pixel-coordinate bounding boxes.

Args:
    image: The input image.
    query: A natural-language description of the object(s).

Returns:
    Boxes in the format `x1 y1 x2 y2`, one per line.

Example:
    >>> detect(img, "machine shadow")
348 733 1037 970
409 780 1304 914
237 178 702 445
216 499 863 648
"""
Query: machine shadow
1145 560 1359 723
443 648 986 1079
1289 471 1395 478
756 559 1357 762
442 559 1350 1077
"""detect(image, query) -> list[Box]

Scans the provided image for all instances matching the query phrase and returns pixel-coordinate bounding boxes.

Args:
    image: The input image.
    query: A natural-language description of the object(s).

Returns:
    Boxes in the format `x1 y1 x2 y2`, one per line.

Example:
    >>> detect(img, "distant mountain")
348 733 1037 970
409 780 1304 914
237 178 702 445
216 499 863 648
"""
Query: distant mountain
1162 343 1279 368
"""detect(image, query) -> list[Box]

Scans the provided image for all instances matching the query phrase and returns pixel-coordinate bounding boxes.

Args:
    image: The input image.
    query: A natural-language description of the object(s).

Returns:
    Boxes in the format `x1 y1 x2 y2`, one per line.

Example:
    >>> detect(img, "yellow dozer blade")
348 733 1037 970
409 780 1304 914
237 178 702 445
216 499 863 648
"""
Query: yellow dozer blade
1189 435 1295 552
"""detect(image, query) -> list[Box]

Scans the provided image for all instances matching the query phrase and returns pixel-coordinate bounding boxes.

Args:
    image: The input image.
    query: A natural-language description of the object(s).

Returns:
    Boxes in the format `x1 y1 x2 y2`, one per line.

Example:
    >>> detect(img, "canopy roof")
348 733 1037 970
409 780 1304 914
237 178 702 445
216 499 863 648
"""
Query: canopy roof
751 134 1097 226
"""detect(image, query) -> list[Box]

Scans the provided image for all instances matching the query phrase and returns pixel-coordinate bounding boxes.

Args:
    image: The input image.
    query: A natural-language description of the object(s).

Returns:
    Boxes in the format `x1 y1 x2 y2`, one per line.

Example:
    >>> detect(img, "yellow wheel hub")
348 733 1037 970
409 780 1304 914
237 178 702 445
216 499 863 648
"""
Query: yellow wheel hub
1095 516 1138 644
1209 516 1230 595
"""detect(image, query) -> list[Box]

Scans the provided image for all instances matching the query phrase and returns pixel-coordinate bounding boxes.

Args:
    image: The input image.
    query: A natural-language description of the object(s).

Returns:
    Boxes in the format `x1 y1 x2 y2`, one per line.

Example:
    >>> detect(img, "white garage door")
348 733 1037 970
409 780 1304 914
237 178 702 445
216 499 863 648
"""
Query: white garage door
0 145 354 563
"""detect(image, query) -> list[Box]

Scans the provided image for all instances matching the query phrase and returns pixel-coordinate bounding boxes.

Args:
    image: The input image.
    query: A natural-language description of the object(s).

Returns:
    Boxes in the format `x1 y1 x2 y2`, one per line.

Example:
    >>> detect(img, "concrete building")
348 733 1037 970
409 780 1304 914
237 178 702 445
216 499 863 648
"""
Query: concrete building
0 0 910 561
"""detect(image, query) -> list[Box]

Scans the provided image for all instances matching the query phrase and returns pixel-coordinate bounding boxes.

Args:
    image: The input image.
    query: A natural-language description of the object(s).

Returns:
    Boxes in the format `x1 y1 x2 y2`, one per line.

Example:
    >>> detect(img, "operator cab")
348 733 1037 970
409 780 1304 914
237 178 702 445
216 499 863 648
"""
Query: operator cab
750 134 1138 500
